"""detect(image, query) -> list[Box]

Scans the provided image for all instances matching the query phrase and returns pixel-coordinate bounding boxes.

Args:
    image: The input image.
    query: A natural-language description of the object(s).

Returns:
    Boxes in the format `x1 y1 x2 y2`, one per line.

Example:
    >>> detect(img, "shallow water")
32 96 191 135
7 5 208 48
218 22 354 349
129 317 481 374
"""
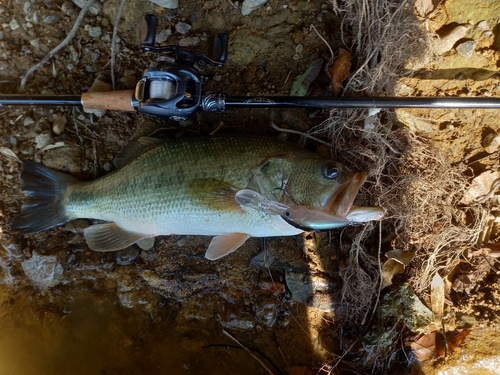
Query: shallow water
0 287 282 375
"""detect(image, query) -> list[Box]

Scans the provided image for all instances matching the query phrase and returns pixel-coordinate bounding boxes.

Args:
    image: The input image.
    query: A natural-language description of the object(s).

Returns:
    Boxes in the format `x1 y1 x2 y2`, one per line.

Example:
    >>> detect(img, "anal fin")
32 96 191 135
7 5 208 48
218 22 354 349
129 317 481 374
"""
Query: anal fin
205 233 251 260
84 223 146 252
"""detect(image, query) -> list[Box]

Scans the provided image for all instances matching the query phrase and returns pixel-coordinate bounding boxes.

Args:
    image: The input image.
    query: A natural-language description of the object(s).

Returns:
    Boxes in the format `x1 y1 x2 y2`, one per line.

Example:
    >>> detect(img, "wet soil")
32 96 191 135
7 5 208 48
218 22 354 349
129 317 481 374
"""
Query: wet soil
1 0 500 374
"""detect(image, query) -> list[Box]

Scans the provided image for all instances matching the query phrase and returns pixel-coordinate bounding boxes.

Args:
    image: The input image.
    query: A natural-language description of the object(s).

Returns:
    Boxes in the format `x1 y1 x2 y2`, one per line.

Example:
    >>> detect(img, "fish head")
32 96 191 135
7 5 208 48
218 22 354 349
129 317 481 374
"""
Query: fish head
284 157 366 215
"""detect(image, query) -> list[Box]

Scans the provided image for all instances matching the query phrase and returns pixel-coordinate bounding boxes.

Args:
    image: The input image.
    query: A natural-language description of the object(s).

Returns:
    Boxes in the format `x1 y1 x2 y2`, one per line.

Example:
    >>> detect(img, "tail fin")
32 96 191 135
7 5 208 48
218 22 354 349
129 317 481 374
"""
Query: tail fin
11 160 78 234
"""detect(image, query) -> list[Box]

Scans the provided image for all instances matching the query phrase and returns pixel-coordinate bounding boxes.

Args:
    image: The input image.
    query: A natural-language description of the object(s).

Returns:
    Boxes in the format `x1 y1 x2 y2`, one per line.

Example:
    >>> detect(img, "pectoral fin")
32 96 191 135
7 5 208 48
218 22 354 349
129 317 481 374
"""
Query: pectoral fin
205 233 251 260
84 223 146 252
187 179 242 211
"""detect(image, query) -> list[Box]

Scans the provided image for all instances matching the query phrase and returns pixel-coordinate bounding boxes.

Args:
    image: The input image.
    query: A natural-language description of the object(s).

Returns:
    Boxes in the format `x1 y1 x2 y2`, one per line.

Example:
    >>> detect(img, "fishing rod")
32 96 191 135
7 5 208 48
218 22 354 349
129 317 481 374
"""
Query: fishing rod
1 14 500 121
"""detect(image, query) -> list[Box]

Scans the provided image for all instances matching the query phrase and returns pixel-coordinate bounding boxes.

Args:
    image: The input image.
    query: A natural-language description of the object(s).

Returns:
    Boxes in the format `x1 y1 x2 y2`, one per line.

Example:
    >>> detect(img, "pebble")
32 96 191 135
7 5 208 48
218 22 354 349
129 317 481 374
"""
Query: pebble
43 15 59 24
0 31 3 40
87 26 102 38
241 0 268 15
148 0 178 8
35 131 53 149
456 40 477 57
179 36 200 47
433 25 468 55
116 247 141 265
65 219 89 233
482 132 500 154
53 115 67 135
72 0 101 15
23 1 31 15
9 135 17 147
22 251 64 288
175 22 192 34
2 237 25 258
30 38 40 49
155 28 172 44
23 116 35 126
9 18 20 30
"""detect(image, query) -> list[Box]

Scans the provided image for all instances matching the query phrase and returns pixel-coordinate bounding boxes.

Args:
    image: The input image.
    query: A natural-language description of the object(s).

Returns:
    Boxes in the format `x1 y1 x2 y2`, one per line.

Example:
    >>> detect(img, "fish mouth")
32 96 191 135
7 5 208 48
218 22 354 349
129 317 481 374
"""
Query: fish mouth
323 172 367 217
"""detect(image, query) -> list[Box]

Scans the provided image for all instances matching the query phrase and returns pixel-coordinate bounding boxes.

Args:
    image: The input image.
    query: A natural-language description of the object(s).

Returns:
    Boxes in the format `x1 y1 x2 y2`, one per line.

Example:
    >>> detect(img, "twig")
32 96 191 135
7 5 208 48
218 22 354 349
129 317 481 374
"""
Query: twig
271 122 332 148
111 0 127 90
20 0 95 91
222 330 275 375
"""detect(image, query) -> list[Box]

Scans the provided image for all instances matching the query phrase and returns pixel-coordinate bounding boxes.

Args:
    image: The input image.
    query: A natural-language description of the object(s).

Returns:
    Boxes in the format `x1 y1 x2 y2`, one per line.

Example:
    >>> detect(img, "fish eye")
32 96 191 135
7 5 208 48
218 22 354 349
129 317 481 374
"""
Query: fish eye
323 164 340 179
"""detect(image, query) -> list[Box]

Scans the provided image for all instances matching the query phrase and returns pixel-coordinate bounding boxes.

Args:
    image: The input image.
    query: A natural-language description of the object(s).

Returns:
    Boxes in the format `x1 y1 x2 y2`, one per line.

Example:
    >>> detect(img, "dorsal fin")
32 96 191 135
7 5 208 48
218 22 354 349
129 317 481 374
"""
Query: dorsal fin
117 137 166 167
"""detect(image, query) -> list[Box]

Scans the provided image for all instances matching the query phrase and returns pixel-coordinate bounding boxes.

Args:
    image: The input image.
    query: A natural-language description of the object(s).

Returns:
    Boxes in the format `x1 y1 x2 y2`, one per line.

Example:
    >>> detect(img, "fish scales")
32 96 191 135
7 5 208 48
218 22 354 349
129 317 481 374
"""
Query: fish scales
12 135 370 259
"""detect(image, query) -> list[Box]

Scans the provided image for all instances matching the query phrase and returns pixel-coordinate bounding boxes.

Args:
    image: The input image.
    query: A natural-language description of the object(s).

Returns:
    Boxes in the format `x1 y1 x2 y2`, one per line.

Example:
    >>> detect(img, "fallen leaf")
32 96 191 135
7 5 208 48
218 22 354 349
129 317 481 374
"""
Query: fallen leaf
381 249 415 289
430 273 445 325
0 147 20 161
460 170 500 204
411 329 472 361
290 58 323 96
415 0 443 17
329 48 351 95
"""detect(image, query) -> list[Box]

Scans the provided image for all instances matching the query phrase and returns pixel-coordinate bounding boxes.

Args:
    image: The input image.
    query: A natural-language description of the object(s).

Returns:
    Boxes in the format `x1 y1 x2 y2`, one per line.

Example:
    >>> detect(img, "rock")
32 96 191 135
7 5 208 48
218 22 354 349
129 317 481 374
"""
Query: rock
254 302 277 327
22 251 64 288
285 271 337 312
116 247 140 265
23 116 35 126
23 1 31 14
52 115 67 135
1 237 25 258
175 22 192 34
432 25 468 55
148 0 178 9
43 15 59 24
241 0 268 15
30 38 40 49
395 109 433 133
155 28 171 44
455 40 477 57
179 36 200 47
65 219 89 233
42 145 82 174
482 132 500 154
87 26 102 38
136 238 154 251
35 131 53 149
218 303 255 330
9 18 20 30
72 0 101 15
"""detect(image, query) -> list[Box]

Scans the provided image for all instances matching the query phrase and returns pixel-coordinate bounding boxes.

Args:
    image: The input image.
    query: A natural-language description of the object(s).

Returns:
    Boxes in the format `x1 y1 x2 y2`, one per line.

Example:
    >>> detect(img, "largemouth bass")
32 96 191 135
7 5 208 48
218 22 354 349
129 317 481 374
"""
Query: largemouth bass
11 136 380 259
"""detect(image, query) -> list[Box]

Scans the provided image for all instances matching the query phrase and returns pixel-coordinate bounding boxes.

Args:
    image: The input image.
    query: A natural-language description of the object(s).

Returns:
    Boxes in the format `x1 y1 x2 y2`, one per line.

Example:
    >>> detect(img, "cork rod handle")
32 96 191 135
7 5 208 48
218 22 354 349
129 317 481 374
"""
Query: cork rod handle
81 90 135 111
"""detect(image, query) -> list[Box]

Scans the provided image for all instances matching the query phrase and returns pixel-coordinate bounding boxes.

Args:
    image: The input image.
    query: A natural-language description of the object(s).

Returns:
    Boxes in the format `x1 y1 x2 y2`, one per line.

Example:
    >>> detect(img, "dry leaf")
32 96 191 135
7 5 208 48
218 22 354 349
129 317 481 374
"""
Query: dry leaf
430 273 445 325
0 147 20 161
290 58 323 96
411 329 472 361
415 0 443 17
381 249 416 289
460 170 500 204
329 48 351 95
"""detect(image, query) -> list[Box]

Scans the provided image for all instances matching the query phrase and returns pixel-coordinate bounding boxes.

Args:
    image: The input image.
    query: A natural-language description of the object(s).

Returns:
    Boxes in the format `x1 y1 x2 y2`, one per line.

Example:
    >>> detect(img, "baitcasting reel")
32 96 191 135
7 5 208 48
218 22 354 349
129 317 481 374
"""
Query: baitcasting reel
1 14 500 119
135 14 228 120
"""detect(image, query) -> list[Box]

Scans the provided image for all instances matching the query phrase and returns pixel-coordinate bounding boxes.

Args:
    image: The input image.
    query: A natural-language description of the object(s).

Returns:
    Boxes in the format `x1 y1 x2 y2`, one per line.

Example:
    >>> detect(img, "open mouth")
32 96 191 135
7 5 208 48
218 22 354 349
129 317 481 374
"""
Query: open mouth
323 172 367 216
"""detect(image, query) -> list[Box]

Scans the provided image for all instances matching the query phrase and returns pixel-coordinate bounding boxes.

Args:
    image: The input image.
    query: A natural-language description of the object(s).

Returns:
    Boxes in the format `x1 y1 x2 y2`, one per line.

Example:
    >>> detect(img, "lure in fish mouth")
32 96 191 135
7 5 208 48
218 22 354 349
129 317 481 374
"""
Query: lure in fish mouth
11 136 383 260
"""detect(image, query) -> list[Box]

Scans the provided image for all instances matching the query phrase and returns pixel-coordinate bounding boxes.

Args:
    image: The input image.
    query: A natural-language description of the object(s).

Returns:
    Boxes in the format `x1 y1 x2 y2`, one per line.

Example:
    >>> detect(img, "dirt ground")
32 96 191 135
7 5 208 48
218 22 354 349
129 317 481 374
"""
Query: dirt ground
1 0 500 374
